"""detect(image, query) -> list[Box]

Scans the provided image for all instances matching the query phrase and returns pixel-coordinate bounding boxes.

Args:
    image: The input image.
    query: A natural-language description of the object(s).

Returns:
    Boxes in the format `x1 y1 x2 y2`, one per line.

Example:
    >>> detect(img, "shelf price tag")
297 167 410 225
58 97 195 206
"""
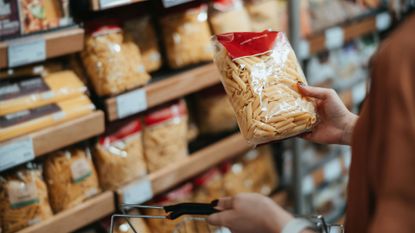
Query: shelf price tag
298 40 310 60
0 137 35 172
116 88 147 119
121 177 153 204
303 175 315 195
162 0 194 8
325 27 344 50
8 38 46 68
99 0 131 9
323 159 342 182
376 12 392 31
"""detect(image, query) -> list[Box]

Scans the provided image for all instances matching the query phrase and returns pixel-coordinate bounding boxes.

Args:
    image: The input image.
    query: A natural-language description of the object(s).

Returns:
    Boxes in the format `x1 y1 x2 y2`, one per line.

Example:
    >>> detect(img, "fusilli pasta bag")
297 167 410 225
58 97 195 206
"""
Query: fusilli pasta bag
44 147 100 213
0 164 53 233
212 31 317 145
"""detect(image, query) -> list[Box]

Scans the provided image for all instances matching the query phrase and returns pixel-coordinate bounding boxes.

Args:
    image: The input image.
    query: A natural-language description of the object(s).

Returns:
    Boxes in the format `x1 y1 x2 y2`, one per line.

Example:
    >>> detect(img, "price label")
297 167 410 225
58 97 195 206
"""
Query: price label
298 40 310 60
99 0 131 9
0 137 35 172
162 0 194 8
352 81 367 104
8 38 45 68
116 88 147 119
376 12 392 31
121 177 153 204
323 159 342 182
303 175 314 195
325 27 344 50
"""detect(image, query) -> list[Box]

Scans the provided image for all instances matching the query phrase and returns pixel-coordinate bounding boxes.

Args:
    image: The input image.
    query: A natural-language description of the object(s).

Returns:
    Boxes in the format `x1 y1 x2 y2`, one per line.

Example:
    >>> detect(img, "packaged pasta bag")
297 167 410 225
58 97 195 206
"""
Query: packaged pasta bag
193 168 225 203
195 85 237 134
212 31 317 145
81 21 150 96
160 5 213 68
44 146 100 213
143 100 189 173
94 118 147 190
244 0 287 32
0 163 53 233
124 16 162 73
208 0 251 34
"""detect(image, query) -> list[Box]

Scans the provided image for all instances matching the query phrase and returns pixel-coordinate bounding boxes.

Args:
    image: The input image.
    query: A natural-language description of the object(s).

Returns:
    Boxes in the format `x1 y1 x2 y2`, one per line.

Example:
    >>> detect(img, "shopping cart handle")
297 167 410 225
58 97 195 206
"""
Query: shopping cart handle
164 201 220 220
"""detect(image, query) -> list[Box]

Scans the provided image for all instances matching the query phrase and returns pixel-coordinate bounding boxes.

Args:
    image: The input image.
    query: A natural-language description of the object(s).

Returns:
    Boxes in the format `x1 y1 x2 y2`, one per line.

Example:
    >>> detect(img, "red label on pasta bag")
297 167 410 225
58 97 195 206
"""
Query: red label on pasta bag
213 0 238 11
85 19 122 36
194 168 221 186
99 119 142 146
144 100 187 127
216 31 280 59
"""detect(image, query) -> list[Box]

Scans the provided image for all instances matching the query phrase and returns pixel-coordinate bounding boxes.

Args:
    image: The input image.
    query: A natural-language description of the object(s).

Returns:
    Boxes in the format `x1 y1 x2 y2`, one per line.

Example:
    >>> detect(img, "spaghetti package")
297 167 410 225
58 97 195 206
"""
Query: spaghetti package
94 119 147 190
212 31 317 145
124 16 162 73
193 168 225 203
0 164 53 233
196 85 237 134
208 0 251 34
160 5 213 68
82 23 150 96
44 147 100 213
143 100 188 173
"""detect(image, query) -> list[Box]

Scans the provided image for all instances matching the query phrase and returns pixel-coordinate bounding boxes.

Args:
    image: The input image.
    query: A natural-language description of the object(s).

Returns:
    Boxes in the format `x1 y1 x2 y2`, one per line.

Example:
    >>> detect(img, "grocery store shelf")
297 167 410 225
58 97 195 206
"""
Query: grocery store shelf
90 0 147 11
0 27 84 69
18 191 115 233
104 63 221 121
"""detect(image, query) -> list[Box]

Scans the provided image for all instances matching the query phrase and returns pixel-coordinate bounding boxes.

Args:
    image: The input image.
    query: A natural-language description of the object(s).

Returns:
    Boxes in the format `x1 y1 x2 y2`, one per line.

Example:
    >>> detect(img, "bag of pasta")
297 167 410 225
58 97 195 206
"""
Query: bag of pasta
208 0 251 34
124 16 162 73
195 85 237 134
160 5 213 68
193 168 225 203
44 146 100 213
143 100 188 173
212 31 317 145
0 163 53 233
94 118 147 190
82 21 150 96
244 0 287 32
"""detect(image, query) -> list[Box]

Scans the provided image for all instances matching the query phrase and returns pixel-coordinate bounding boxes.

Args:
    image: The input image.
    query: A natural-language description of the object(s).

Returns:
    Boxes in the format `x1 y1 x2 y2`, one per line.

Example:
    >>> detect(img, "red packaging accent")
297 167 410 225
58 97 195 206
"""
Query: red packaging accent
144 100 187 127
216 31 280 59
153 183 193 205
194 168 221 186
99 119 142 146
85 19 121 36
213 0 237 11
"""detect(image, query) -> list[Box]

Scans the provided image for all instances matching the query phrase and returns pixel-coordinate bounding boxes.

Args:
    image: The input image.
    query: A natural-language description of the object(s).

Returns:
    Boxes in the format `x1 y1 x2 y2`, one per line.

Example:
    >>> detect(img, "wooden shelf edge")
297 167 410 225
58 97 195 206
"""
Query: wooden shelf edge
106 63 221 121
18 191 115 233
0 27 84 69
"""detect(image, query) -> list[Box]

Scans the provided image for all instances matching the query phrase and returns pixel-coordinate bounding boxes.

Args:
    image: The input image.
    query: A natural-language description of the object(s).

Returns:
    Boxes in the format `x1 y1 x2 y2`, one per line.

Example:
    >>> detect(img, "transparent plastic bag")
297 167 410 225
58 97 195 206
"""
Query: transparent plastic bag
44 146 100 213
94 119 147 190
212 31 317 145
143 100 189 173
208 0 251 34
82 23 150 96
160 5 213 68
124 16 162 73
0 163 53 233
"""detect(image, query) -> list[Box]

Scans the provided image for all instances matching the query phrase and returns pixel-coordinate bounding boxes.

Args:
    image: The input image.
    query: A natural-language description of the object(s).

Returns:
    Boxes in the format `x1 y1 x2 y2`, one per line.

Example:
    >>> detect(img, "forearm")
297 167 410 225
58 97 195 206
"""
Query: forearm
341 113 358 145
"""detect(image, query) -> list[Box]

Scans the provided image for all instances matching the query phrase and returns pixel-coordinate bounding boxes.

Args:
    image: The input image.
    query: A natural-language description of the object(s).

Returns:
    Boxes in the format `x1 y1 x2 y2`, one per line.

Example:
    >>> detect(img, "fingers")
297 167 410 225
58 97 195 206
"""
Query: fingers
215 197 234 211
207 210 233 227
297 83 335 100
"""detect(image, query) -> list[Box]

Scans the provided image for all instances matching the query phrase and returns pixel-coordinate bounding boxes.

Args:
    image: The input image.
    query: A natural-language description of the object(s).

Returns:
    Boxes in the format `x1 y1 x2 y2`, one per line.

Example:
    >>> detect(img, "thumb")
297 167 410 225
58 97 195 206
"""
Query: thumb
297 83 331 100
207 210 234 227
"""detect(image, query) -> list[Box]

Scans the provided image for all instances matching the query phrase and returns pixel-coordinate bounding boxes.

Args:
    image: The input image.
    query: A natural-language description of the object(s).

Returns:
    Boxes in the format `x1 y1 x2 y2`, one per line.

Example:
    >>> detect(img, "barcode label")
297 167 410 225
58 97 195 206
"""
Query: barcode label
0 137 35 172
116 88 147 119
8 38 45 68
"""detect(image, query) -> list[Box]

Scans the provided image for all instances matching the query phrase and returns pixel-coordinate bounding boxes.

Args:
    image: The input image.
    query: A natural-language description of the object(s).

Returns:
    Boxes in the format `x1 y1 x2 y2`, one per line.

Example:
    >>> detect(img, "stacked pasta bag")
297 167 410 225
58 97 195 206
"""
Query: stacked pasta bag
212 31 317 145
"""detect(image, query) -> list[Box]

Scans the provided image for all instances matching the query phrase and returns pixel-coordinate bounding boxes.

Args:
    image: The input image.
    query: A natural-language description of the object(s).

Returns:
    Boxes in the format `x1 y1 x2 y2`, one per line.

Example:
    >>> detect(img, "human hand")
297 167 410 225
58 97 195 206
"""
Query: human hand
298 84 358 145
207 193 293 233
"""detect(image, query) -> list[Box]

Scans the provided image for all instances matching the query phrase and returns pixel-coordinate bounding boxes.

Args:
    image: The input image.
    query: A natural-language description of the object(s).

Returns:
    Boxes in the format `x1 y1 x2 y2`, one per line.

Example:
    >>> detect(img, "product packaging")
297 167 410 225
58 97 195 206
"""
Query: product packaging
160 5 212 68
212 31 317 145
94 118 147 190
0 0 20 39
44 146 100 213
193 168 225 203
208 0 251 34
143 100 188 173
17 0 61 34
82 22 150 96
0 163 53 233
244 0 287 32
0 95 95 142
0 71 87 116
195 85 237 134
124 16 162 73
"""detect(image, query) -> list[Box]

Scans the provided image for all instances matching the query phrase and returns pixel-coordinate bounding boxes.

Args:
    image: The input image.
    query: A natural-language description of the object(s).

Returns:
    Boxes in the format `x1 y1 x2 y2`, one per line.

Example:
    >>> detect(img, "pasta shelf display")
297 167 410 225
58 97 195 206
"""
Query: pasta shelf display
0 164 53 233
212 31 317 145
44 147 100 213
208 0 251 34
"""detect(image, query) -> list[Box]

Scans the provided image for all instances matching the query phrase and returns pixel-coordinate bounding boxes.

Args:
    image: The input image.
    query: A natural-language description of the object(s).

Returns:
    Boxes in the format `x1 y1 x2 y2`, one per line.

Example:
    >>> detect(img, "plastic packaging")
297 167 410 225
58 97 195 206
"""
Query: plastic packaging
208 0 251 34
0 71 87 116
193 168 225 203
94 119 147 190
143 100 188 173
124 16 162 73
160 5 213 68
212 31 317 145
82 23 150 96
196 85 237 134
44 147 100 213
0 164 53 233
